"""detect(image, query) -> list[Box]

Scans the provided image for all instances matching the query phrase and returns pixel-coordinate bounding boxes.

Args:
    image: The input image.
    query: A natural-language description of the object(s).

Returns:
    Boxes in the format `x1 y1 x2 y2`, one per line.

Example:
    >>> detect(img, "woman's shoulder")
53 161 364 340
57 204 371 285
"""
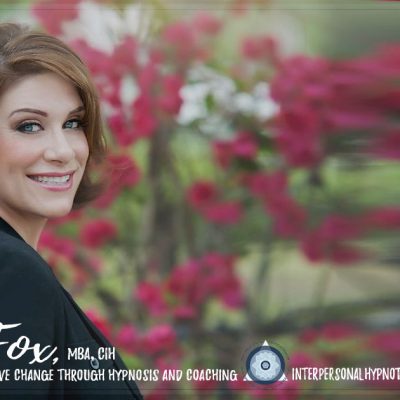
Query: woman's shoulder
0 234 59 293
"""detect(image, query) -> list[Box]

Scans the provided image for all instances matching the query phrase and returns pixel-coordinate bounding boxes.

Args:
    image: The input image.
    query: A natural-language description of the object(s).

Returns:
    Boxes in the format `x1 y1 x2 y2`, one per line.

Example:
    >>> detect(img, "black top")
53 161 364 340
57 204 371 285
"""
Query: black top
0 217 143 399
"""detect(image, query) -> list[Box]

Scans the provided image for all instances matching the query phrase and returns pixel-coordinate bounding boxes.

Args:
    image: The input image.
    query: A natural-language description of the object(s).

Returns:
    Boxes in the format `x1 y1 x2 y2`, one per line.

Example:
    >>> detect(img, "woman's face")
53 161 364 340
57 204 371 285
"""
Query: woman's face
0 72 89 222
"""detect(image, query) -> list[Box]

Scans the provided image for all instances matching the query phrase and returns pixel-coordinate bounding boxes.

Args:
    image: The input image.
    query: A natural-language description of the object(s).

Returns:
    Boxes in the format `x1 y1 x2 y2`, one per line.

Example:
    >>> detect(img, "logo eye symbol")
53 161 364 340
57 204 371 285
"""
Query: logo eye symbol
246 345 286 384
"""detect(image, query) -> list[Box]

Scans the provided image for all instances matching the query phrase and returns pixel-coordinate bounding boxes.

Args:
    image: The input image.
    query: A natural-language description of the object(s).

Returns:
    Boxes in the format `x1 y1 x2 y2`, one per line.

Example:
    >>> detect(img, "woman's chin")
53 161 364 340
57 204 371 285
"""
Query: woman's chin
42 202 74 219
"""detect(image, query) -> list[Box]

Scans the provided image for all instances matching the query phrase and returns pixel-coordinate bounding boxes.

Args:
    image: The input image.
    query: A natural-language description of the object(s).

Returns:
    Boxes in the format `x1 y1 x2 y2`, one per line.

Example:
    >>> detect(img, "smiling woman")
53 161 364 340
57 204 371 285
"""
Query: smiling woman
0 73 89 244
0 23 143 399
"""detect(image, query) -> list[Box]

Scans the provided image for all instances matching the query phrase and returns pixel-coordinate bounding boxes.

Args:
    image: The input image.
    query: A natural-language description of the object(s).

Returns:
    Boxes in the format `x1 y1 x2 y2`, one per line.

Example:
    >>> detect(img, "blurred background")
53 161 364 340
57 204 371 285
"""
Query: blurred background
2 0 400 398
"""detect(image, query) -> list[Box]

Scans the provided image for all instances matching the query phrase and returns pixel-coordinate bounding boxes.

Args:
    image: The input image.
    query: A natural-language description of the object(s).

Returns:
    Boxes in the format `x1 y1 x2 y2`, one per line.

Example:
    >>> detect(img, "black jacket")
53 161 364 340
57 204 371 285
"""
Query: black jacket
0 217 143 399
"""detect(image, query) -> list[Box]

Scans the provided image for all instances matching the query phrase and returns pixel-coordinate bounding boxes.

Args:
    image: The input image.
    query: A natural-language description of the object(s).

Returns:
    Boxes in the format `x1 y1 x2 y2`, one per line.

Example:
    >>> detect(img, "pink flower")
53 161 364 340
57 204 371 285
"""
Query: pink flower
321 322 359 341
69 39 113 77
212 140 234 168
114 324 139 354
167 253 244 314
264 195 307 238
137 61 160 88
192 12 222 35
232 131 258 159
142 325 177 354
369 130 400 160
79 219 118 249
107 112 136 147
203 201 243 224
186 181 219 209
132 94 157 138
85 309 112 340
161 21 201 64
31 0 80 35
241 35 278 62
167 260 203 305
38 229 76 261
219 279 245 309
275 105 323 168
298 327 319 344
244 171 288 199
135 281 168 316
158 74 184 115
212 131 258 168
108 153 141 188
318 215 362 241
369 330 400 355
94 154 141 208
363 207 400 230
301 215 366 265
111 35 138 78
172 305 197 319
47 209 83 226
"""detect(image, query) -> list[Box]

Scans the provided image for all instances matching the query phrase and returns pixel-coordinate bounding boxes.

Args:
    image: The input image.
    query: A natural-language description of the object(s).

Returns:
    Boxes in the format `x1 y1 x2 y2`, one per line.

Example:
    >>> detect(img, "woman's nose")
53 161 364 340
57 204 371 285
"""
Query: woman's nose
43 129 75 163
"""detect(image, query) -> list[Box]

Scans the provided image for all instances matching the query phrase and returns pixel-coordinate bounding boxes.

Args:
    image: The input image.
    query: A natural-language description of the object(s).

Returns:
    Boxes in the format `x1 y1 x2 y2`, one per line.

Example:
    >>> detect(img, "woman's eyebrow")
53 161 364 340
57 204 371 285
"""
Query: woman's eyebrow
68 105 85 116
8 105 85 118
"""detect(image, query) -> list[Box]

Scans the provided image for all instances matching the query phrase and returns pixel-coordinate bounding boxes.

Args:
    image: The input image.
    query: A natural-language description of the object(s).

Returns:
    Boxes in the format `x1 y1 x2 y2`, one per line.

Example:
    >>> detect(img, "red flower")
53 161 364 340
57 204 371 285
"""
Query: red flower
111 35 138 78
38 230 76 261
212 140 234 168
192 12 222 35
298 327 319 344
301 215 366 265
114 324 139 354
232 131 258 159
110 153 141 186
161 21 201 64
369 329 400 355
107 112 136 147
320 322 359 341
212 131 258 168
135 281 168 316
158 74 184 115
31 0 80 35
79 219 118 249
203 201 243 225
369 130 400 160
275 105 323 168
132 94 157 138
264 195 307 238
167 260 203 305
363 207 400 230
142 325 177 354
186 181 219 209
85 309 112 340
95 153 141 207
241 35 278 63
172 305 197 319
69 39 113 77
244 171 288 199
167 253 244 315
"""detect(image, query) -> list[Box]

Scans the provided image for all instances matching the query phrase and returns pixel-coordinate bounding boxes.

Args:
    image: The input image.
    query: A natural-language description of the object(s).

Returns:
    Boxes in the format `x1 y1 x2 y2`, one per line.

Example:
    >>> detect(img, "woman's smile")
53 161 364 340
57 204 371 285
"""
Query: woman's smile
27 170 76 191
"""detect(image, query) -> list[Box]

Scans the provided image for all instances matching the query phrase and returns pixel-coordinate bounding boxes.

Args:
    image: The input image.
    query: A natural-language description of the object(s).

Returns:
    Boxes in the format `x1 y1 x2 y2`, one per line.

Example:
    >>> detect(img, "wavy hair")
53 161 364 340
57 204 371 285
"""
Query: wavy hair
0 22 107 208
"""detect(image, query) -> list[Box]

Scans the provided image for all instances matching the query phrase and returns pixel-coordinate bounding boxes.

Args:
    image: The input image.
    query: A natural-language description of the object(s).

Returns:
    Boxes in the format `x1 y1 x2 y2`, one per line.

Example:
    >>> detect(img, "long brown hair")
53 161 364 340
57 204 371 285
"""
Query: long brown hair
0 22 107 208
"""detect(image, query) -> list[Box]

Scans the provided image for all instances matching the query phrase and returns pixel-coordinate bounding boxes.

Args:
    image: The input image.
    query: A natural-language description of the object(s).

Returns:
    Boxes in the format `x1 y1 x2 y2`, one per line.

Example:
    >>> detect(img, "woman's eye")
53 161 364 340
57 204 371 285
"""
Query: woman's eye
16 122 42 133
64 119 83 129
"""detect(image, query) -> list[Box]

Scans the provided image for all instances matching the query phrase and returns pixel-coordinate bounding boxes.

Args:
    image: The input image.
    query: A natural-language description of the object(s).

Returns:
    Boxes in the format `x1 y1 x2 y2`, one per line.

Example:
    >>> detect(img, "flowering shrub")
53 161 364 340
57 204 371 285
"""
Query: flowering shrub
32 0 400 398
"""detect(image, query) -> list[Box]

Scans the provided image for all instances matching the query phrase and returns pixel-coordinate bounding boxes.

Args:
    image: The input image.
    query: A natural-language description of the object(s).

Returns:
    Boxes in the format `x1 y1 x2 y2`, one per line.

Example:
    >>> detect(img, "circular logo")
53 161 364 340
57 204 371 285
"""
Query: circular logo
246 345 285 384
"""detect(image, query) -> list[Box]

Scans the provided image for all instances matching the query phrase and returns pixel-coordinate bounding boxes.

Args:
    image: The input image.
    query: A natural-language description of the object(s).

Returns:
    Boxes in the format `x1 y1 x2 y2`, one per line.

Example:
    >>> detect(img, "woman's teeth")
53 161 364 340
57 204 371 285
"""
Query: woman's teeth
30 175 70 184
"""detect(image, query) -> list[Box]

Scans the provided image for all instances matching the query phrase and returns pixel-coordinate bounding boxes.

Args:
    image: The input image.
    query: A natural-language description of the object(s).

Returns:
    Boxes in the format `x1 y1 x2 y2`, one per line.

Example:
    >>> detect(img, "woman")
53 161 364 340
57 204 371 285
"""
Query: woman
0 23 143 399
